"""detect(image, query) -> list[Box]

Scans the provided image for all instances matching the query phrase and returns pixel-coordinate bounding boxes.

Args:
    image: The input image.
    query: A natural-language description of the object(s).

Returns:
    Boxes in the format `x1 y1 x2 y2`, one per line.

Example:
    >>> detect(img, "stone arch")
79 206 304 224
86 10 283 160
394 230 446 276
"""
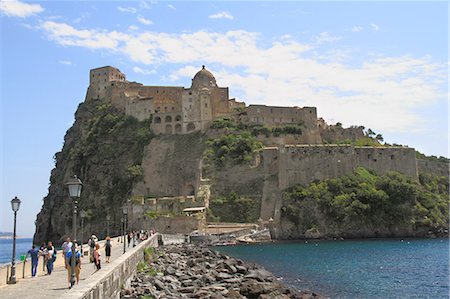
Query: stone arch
154 116 161 124
165 124 172 134
187 122 195 132
175 115 182 122
165 115 172 122
175 123 182 133
186 184 195 196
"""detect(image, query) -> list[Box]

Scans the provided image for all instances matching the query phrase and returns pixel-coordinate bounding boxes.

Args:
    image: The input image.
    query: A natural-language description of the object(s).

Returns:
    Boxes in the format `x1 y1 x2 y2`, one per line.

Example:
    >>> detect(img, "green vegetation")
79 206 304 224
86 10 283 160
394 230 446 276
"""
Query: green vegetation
209 192 261 223
210 117 304 137
136 247 158 277
60 101 154 220
206 132 263 168
282 167 449 235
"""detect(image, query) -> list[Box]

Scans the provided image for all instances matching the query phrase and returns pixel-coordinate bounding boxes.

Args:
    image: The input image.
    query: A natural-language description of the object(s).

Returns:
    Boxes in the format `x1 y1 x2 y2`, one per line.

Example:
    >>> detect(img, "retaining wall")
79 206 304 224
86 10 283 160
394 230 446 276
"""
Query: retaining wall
65 234 158 299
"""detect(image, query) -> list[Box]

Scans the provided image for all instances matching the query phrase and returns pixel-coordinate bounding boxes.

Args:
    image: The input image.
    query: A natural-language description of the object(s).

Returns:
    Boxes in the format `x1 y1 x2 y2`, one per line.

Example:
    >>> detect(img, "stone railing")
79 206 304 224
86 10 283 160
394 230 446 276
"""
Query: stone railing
66 234 158 299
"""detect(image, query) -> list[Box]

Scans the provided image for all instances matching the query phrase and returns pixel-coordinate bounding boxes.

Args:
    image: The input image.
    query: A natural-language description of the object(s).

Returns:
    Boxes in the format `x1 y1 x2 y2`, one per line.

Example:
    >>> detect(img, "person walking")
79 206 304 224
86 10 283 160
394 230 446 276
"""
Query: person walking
94 243 101 271
45 241 56 275
27 245 39 277
66 244 82 288
61 237 72 268
39 243 46 272
104 236 112 263
88 235 98 263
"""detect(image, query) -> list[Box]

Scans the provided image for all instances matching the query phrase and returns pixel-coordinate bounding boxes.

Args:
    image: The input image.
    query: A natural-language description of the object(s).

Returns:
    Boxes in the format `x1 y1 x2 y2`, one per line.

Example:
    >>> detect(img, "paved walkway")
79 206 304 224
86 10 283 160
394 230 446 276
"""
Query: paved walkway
0 236 135 298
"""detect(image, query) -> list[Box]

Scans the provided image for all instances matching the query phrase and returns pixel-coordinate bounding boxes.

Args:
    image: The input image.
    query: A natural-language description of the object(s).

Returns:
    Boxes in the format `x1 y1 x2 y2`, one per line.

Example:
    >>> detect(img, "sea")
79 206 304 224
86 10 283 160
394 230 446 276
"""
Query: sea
215 239 449 299
0 238 34 266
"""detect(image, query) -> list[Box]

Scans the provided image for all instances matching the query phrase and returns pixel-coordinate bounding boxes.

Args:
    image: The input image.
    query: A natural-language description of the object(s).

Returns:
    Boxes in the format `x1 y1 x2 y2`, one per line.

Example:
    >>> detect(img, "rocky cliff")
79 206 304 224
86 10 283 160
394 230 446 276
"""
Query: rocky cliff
33 98 154 244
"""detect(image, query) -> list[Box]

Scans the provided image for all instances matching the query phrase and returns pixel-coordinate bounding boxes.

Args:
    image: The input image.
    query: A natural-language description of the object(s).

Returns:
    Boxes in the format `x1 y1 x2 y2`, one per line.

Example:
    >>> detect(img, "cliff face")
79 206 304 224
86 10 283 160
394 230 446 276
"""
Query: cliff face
33 98 154 245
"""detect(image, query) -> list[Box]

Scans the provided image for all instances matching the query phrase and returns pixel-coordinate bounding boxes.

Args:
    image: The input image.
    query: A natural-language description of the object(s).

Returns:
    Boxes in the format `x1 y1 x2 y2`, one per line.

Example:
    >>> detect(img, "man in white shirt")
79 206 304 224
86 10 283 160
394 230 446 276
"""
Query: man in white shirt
61 237 73 268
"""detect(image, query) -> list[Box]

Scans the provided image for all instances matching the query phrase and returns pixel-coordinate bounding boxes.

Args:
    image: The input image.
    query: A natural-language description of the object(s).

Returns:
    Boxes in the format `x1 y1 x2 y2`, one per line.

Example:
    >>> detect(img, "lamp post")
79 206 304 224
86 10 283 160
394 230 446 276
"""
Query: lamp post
122 206 128 253
106 214 111 237
80 210 87 255
66 175 82 289
8 196 21 284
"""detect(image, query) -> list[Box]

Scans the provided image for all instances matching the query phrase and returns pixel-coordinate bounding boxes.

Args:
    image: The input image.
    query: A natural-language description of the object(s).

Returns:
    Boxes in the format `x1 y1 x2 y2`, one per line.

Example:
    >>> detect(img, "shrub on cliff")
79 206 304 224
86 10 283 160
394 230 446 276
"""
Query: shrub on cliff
209 192 260 223
282 167 449 236
206 132 263 168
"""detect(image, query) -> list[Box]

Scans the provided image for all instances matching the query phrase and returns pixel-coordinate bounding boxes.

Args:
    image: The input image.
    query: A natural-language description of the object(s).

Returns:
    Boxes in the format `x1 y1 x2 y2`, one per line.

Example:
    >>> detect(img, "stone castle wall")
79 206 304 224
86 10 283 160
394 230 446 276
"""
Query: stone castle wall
417 159 450 177
257 145 418 221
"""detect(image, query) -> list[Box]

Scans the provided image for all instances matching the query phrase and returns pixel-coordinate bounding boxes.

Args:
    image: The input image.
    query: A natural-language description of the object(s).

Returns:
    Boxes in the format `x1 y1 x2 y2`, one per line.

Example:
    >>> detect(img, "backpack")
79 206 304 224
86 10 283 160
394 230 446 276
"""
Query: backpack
90 239 96 248
69 254 80 267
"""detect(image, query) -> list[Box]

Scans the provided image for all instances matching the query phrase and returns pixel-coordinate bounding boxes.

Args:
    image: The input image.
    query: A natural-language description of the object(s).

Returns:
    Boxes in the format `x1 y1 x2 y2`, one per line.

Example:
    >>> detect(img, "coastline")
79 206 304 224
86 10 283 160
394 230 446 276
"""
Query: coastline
122 244 323 298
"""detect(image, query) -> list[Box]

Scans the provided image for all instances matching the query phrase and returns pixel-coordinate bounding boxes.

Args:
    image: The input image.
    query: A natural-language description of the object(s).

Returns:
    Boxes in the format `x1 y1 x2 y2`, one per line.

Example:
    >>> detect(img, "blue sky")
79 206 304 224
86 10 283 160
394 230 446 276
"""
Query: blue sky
1 1 448 236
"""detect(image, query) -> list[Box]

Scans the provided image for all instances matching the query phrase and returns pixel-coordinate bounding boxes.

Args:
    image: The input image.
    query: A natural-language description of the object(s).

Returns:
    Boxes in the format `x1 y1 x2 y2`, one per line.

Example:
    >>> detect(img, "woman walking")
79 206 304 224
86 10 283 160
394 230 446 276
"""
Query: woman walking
45 241 56 275
94 243 101 271
104 236 112 263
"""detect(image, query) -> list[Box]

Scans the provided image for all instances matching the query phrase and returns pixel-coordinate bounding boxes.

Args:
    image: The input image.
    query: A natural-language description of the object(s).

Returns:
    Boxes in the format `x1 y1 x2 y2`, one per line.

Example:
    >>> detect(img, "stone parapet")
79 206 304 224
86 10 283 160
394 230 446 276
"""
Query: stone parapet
65 234 158 299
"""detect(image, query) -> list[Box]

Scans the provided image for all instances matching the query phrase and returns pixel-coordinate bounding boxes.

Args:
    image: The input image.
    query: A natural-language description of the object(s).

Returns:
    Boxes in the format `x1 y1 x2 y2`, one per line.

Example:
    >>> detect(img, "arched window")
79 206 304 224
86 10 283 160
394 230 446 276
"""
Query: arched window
154 116 161 124
175 115 182 122
175 124 182 133
187 122 195 132
165 124 172 134
165 115 172 123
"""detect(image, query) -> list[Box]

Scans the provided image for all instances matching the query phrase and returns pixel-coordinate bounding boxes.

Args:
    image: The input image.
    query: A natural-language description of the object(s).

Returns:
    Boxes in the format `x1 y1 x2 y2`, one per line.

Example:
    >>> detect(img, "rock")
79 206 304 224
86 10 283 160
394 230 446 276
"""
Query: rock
240 281 282 297
236 265 248 274
216 272 233 281
153 278 165 291
165 265 176 275
245 269 275 282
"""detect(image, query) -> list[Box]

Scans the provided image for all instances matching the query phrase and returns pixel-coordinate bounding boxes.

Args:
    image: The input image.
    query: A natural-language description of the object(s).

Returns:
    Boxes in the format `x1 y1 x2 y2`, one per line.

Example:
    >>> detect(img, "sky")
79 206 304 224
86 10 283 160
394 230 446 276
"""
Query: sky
0 0 448 237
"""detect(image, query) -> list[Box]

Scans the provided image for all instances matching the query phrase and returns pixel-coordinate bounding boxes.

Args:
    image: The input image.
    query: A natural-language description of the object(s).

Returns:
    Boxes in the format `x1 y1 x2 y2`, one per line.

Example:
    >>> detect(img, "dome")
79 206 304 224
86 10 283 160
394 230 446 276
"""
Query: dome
191 65 217 89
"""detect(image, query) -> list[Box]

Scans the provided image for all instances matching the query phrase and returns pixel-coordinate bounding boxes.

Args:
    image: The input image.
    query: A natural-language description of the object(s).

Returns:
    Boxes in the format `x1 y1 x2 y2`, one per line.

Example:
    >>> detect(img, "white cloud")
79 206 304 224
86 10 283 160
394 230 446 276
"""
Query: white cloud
137 16 153 25
37 22 446 133
351 26 363 32
168 4 176 10
315 32 342 44
128 25 139 31
117 6 137 13
371 23 380 31
59 60 73 65
208 11 234 20
132 66 156 75
140 1 153 9
0 0 43 18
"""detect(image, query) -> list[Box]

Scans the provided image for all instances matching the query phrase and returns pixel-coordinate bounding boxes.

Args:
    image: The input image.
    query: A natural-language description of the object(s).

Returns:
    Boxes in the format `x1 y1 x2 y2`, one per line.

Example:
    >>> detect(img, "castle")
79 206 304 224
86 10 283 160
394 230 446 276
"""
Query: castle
87 65 321 143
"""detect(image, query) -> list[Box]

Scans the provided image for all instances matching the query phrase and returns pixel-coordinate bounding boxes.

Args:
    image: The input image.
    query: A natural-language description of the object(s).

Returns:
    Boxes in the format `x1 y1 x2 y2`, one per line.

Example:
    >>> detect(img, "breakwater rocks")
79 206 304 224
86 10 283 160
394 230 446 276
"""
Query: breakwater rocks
121 244 322 299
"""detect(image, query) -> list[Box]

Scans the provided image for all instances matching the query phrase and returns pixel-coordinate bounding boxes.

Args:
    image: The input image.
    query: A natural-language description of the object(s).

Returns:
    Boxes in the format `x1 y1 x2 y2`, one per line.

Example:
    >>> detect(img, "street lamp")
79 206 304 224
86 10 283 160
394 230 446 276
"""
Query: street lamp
8 196 21 284
106 214 111 237
80 210 87 254
66 175 82 289
122 206 128 253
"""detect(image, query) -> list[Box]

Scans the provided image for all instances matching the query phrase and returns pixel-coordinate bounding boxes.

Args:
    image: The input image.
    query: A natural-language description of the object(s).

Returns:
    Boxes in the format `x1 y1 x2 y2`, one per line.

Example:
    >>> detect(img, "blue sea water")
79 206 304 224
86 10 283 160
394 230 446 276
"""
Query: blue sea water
215 239 449 299
0 238 33 265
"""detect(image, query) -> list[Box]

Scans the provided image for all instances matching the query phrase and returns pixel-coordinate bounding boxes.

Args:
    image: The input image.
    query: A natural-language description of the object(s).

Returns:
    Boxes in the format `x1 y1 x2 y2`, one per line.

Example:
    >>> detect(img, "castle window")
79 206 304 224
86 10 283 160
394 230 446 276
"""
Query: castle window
154 116 161 123
172 107 175 111
165 115 172 123
164 107 168 112
165 124 172 134
175 115 182 122
270 108 273 113
189 91 192 95
175 124 182 133
391 155 395 160
205 103 208 108
187 122 195 132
